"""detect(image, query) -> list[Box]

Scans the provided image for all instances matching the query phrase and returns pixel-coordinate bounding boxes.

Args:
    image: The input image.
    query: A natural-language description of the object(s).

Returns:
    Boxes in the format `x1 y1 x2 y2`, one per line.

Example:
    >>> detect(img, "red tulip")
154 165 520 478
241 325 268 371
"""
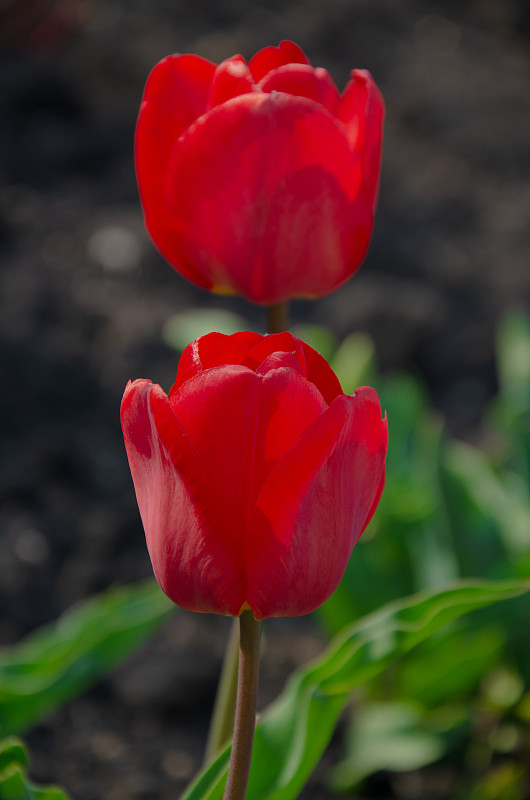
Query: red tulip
121 332 387 619
136 41 384 304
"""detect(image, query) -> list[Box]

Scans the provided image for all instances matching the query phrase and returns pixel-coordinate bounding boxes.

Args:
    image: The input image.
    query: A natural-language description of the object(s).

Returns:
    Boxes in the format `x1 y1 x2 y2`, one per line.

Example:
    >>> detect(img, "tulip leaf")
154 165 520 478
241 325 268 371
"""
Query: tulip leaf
330 332 376 395
496 312 530 414
327 701 447 792
442 439 530 561
180 579 529 800
0 580 173 736
396 622 505 708
0 737 70 799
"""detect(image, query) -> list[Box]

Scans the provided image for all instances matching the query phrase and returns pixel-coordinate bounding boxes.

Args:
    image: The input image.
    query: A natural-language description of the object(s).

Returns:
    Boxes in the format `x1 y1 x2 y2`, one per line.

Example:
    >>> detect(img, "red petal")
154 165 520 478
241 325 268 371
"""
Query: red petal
169 364 326 520
135 54 216 288
242 333 307 375
165 91 364 303
121 379 246 615
249 40 310 82
206 55 257 109
248 389 387 618
299 340 343 404
255 352 303 377
258 64 339 115
170 331 262 394
339 69 385 210
259 365 327 477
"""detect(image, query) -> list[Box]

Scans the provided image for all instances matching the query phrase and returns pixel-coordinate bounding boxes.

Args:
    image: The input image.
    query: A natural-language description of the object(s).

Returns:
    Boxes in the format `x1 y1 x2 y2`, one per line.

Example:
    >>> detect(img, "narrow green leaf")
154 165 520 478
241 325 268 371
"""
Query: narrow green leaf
328 701 446 791
0 580 173 735
181 580 528 800
0 738 70 800
496 312 530 414
330 333 375 394
0 739 27 771
396 623 505 708
442 440 530 561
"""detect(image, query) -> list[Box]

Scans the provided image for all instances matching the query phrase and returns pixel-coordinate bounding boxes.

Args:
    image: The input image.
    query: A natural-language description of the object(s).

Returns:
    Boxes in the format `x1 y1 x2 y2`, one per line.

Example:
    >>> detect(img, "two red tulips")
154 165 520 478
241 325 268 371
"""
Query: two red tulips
124 41 387 619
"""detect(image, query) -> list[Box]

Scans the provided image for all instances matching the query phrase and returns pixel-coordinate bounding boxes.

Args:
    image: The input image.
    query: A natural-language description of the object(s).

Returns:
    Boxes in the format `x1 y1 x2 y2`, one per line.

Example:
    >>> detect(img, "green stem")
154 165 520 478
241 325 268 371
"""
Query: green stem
204 619 240 764
223 611 261 800
266 302 289 334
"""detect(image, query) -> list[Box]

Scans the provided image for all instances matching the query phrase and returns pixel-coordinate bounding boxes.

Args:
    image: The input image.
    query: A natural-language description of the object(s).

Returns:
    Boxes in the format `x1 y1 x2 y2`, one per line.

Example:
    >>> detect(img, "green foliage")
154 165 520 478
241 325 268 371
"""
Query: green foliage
310 313 530 791
327 701 449 791
180 580 528 800
0 580 173 736
327 331 375 393
0 738 69 800
0 312 527 799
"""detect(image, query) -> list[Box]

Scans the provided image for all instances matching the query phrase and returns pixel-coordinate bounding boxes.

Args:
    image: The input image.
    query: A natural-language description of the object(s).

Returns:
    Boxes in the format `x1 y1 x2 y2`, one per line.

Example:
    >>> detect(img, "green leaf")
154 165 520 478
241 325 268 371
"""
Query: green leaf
330 333 375 394
180 579 529 800
0 738 69 800
328 701 446 791
162 309 250 352
0 580 173 736
442 440 530 564
396 623 505 708
496 312 530 414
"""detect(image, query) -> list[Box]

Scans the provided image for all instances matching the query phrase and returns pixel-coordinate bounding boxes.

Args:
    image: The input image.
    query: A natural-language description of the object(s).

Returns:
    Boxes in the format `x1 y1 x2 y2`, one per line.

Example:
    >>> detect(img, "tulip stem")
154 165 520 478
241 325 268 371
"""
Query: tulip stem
204 618 240 764
266 302 289 334
223 610 261 800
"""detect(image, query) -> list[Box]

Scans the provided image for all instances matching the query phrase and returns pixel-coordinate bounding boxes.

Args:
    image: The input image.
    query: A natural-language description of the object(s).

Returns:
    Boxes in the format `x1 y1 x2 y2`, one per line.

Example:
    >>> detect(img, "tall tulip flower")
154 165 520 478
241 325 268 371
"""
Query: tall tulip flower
136 41 384 304
121 332 387 620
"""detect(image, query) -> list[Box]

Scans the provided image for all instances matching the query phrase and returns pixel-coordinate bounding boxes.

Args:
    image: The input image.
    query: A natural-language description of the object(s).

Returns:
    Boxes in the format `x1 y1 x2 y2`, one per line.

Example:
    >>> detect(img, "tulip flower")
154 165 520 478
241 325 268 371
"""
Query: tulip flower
121 331 387 620
135 41 384 304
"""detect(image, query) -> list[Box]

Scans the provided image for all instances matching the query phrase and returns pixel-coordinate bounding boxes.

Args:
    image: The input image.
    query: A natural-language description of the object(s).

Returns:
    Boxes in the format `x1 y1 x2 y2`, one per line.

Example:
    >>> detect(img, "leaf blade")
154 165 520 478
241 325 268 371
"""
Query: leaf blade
0 580 173 735
180 579 529 800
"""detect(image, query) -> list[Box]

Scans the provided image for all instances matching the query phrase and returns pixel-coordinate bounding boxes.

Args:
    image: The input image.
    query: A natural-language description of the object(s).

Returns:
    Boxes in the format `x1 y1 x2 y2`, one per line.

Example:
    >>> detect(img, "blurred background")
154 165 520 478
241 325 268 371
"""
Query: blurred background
0 1 529 798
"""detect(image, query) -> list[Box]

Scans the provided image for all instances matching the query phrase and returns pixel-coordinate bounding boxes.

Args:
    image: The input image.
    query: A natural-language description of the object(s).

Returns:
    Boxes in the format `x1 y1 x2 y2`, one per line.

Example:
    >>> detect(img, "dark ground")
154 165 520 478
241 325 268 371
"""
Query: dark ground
0 1 529 798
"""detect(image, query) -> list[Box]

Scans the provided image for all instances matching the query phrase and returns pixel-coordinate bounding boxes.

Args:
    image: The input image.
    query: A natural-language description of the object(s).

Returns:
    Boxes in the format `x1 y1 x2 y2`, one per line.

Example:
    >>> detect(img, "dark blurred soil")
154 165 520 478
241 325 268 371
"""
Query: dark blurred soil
0 1 529 798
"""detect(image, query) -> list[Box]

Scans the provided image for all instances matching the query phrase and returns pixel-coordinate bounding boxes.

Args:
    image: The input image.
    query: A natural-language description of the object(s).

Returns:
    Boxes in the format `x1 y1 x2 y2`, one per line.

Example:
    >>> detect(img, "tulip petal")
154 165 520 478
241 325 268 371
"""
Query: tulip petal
170 331 262 394
248 388 387 618
166 91 364 303
248 40 310 82
121 379 246 615
135 54 217 288
243 334 343 404
258 64 340 115
242 333 308 375
170 364 326 519
299 340 343 405
339 69 385 208
206 55 257 109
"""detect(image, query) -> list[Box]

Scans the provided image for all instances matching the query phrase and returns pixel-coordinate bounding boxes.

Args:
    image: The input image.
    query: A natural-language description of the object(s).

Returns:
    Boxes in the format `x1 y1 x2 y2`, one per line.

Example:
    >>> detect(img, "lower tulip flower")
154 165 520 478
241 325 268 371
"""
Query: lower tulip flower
121 331 387 620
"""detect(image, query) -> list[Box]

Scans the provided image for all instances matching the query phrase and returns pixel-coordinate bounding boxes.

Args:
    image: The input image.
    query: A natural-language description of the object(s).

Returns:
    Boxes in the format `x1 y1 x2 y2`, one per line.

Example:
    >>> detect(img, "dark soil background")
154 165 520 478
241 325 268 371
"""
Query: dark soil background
0 1 529 798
